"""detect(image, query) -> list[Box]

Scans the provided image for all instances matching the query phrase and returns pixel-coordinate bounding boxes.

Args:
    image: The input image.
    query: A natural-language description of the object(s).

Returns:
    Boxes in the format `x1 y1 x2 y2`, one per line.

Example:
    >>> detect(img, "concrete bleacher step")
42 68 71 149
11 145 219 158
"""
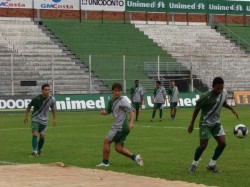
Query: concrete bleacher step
42 74 89 79
0 75 43 80
18 49 63 53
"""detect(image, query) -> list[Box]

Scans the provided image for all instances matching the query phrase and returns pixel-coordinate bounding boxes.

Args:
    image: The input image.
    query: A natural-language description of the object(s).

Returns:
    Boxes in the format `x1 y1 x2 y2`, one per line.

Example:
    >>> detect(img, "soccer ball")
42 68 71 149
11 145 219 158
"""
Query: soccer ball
234 124 248 138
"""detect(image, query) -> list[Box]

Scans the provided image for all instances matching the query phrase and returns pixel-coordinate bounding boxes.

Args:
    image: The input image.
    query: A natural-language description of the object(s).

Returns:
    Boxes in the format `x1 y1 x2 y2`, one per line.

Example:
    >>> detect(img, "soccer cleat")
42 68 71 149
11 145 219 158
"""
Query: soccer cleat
96 163 109 167
207 165 221 173
135 154 144 166
29 151 38 157
188 164 197 174
159 119 162 122
171 117 176 121
38 150 43 156
150 119 154 122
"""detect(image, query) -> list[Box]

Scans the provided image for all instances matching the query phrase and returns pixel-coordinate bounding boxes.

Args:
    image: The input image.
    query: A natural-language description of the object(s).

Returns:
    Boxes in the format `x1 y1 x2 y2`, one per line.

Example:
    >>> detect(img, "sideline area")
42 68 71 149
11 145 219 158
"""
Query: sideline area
0 163 212 187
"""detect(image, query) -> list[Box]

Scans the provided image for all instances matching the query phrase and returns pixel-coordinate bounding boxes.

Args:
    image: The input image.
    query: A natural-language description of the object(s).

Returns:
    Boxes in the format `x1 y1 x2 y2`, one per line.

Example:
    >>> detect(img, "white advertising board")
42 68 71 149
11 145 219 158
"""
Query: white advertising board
81 0 125 11
0 0 32 9
34 0 80 10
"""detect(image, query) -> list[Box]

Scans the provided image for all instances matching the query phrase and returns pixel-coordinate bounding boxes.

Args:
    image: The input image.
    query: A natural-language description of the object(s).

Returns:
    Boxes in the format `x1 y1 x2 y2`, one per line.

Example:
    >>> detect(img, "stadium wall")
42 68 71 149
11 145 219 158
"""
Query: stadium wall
0 8 246 24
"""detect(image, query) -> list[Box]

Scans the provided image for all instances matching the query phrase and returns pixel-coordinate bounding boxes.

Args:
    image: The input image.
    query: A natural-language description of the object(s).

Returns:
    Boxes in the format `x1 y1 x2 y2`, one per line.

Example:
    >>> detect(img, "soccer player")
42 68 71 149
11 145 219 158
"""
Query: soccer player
167 80 179 120
188 77 239 173
130 80 144 121
96 83 143 167
151 80 166 122
24 84 56 157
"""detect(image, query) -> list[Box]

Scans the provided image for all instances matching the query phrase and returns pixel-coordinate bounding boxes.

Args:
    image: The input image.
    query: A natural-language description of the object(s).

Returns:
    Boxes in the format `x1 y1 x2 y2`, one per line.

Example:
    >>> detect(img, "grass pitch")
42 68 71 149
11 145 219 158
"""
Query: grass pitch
0 107 249 187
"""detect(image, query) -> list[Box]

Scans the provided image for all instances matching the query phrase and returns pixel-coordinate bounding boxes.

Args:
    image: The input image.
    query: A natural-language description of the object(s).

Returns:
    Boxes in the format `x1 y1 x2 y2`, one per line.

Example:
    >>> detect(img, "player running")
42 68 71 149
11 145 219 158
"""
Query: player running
96 83 143 167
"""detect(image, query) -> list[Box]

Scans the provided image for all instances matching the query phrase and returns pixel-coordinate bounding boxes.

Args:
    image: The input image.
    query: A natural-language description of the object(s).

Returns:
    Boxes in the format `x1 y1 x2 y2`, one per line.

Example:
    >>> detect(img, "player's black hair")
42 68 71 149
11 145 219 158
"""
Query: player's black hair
41 83 50 90
212 77 224 86
156 80 161 85
112 83 122 91
135 80 139 83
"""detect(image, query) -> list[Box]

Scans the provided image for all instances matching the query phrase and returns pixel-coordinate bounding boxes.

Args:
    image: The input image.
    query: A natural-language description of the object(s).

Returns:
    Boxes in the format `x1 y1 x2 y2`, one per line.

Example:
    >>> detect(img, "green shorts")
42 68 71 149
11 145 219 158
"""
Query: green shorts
154 103 163 110
132 102 140 110
170 102 178 109
31 121 47 135
199 123 225 139
106 129 130 144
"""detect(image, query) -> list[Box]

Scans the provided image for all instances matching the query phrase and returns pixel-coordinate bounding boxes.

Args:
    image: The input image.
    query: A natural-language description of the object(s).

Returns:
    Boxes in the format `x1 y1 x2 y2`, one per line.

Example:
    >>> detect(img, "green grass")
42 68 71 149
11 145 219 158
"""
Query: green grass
0 107 250 187
215 23 250 51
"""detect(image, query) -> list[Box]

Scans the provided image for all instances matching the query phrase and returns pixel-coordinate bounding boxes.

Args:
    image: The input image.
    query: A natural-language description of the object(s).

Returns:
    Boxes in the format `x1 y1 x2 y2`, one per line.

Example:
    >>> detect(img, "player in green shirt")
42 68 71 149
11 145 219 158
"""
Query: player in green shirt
151 81 166 122
130 80 144 121
24 84 56 157
188 77 239 173
167 80 179 120
96 83 143 167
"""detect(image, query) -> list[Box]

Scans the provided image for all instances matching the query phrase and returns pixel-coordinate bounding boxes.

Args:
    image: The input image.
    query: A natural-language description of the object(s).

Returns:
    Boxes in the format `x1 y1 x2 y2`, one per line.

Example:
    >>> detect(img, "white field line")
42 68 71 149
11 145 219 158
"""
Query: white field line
0 161 19 165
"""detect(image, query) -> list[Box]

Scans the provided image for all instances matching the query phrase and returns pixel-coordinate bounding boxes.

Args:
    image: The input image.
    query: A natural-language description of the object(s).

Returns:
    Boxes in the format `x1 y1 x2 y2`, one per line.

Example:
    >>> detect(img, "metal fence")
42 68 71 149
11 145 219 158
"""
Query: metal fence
1 54 250 96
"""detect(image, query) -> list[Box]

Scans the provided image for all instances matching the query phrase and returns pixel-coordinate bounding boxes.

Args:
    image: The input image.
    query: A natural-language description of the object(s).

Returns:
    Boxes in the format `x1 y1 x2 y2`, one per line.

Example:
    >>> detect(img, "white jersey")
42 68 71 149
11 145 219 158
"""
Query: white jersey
154 86 166 104
131 85 144 102
168 86 179 103
106 96 135 131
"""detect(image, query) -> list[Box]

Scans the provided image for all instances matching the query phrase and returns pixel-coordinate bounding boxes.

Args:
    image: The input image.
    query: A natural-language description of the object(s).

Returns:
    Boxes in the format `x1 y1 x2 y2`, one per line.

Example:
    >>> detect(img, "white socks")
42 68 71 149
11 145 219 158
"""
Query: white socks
208 159 216 166
192 160 199 167
192 159 217 167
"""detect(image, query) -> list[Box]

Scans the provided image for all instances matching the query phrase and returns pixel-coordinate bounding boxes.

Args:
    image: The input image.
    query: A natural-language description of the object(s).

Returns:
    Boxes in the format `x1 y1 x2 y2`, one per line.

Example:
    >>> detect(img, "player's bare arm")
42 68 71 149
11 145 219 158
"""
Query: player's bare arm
140 95 143 106
223 102 239 119
188 108 200 133
128 111 135 129
153 95 156 103
23 108 30 124
51 109 56 127
101 109 108 115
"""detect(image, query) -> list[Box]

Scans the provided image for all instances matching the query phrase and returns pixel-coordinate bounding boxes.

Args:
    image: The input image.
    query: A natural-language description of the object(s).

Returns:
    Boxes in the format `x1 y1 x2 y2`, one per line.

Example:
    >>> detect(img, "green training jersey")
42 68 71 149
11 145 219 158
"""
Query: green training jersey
106 96 135 132
28 94 56 125
130 85 144 102
195 89 227 126
168 86 179 103
153 86 166 104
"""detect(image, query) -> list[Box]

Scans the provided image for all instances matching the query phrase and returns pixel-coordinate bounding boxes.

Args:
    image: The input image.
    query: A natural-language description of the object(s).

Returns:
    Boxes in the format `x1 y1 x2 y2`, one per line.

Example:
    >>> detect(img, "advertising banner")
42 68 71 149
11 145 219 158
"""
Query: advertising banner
126 0 250 15
234 91 250 106
0 93 201 111
1 0 250 15
81 0 125 12
34 0 79 10
0 0 32 9
126 0 166 12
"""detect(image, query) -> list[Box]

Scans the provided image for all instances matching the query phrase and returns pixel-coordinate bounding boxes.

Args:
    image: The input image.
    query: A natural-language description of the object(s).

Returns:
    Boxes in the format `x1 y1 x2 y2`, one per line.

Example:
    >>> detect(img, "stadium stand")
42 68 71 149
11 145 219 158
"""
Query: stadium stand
134 22 250 92
0 17 108 95
41 19 189 92
215 24 250 52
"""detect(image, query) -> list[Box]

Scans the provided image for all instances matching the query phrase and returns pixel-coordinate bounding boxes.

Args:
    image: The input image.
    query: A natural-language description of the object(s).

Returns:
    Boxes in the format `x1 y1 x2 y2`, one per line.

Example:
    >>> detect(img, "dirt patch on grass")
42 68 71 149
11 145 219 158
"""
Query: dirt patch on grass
0 162 210 187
